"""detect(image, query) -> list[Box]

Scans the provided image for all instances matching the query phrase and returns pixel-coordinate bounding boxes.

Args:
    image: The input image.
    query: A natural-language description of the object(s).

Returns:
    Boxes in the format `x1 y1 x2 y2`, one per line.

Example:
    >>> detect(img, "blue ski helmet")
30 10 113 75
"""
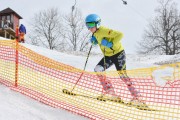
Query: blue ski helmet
85 14 101 29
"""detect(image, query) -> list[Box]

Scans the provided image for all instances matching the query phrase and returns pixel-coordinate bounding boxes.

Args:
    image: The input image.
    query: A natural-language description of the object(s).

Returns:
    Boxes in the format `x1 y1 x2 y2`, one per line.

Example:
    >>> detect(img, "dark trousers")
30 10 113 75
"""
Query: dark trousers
94 50 139 98
96 50 126 71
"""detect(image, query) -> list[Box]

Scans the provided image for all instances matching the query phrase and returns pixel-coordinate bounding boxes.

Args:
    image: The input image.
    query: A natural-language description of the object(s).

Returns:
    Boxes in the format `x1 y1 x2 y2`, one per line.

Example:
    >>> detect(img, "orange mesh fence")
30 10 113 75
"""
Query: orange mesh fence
0 40 179 120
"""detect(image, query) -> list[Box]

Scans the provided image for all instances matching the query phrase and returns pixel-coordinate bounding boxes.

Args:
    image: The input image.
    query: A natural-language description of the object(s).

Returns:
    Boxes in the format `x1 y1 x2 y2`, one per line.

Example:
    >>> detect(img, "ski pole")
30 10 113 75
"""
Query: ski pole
70 45 93 92
103 48 106 70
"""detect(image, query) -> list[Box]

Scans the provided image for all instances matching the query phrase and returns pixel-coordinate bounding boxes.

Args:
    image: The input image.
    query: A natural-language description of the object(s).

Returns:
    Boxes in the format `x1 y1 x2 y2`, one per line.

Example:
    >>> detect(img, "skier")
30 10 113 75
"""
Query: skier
85 14 143 105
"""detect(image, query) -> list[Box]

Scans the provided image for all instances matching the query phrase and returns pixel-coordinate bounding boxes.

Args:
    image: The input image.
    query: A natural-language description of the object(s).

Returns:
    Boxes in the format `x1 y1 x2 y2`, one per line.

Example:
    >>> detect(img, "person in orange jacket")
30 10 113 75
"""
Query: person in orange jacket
85 14 142 104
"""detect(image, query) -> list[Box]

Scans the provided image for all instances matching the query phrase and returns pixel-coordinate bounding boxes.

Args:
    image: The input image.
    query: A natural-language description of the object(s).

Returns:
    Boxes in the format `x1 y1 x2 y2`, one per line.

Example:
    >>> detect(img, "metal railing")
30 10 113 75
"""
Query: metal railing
0 20 13 30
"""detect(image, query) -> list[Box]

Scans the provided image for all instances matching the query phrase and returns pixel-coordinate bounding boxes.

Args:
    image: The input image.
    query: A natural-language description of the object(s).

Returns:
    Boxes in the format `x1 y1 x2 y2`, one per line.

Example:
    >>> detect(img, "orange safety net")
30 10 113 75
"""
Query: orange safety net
0 40 179 120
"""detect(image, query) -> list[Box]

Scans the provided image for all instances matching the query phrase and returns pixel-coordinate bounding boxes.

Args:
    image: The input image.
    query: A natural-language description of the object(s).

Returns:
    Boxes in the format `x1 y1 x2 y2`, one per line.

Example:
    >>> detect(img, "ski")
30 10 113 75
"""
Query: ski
126 102 158 111
62 89 124 103
96 95 158 111
62 89 101 100
62 89 158 111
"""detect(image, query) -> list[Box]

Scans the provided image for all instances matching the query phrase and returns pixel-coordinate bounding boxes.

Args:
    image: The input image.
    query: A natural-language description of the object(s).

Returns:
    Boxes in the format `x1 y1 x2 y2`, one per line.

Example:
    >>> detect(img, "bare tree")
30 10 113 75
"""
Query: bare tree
138 0 180 55
28 8 64 50
61 8 90 52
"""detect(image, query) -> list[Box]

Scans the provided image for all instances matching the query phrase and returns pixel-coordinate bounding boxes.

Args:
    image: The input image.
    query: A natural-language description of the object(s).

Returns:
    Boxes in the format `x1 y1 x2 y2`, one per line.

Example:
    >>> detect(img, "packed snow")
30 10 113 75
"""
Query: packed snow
0 85 87 120
0 39 179 120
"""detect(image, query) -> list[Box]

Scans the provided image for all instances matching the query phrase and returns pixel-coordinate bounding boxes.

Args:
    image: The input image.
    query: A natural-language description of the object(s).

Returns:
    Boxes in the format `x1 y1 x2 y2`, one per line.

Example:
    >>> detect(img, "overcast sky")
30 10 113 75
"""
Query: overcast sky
1 0 180 54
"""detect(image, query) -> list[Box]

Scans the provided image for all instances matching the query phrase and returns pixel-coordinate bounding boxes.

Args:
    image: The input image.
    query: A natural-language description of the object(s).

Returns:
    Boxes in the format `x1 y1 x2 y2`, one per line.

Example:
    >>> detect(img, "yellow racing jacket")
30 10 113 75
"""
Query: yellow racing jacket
93 26 124 56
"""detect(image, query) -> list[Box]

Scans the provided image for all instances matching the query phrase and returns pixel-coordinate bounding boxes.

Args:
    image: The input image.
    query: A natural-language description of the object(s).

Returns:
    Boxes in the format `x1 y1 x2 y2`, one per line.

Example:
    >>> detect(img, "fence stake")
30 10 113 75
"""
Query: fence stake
15 25 19 87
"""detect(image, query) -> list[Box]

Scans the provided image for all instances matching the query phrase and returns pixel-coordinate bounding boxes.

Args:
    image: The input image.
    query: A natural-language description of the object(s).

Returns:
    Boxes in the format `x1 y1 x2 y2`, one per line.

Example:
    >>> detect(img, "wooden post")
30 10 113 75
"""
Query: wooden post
15 25 19 87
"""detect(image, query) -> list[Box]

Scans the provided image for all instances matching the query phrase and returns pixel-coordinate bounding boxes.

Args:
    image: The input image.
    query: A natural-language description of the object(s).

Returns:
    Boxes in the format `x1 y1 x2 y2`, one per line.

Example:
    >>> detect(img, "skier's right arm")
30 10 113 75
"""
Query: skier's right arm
90 35 98 45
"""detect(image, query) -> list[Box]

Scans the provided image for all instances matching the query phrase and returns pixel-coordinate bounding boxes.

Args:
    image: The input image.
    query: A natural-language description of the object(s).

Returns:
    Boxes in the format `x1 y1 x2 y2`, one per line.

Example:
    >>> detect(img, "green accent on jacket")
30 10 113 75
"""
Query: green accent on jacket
93 26 124 56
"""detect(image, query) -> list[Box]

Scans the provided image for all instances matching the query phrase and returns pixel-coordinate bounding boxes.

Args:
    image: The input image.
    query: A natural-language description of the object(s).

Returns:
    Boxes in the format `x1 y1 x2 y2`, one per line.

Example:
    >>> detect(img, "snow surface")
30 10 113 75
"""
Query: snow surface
22 43 179 71
0 85 87 120
0 39 179 120
0 37 10 40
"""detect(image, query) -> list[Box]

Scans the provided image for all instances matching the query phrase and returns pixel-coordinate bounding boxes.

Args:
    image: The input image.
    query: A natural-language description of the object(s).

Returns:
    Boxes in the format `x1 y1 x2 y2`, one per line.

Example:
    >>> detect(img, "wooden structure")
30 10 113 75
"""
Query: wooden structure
0 7 22 39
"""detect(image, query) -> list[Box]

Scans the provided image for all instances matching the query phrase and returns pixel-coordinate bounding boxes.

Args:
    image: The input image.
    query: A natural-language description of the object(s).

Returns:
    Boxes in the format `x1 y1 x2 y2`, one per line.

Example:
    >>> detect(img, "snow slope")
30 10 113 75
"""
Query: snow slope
0 85 87 120
22 43 180 70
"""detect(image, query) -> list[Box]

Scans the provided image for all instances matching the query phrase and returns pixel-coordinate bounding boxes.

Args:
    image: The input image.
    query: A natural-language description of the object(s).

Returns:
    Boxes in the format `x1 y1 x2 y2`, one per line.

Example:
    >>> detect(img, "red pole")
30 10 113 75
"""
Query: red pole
15 25 19 87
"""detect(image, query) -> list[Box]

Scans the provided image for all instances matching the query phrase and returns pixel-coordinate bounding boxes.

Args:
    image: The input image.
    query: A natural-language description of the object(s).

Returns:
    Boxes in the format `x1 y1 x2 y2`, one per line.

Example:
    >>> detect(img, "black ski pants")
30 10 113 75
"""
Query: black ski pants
95 50 126 72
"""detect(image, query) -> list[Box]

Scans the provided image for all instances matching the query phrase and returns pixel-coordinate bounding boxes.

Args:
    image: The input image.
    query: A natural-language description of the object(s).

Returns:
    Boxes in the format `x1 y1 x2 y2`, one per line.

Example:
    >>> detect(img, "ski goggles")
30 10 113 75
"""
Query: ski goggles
86 22 96 29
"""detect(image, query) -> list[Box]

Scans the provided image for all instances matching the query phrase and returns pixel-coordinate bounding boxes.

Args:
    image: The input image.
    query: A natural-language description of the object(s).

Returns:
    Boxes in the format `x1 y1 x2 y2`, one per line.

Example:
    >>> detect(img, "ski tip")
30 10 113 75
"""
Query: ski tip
62 89 76 96
62 89 68 93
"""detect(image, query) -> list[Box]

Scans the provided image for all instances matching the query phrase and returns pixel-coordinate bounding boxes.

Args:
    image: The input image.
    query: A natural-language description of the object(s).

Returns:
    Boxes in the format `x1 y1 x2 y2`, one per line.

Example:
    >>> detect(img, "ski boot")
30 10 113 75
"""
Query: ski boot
128 97 149 110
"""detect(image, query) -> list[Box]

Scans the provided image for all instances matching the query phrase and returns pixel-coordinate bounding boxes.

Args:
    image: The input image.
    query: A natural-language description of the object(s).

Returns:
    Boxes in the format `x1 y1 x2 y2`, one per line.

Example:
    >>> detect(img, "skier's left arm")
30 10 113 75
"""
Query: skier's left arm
101 27 124 49
108 30 124 48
